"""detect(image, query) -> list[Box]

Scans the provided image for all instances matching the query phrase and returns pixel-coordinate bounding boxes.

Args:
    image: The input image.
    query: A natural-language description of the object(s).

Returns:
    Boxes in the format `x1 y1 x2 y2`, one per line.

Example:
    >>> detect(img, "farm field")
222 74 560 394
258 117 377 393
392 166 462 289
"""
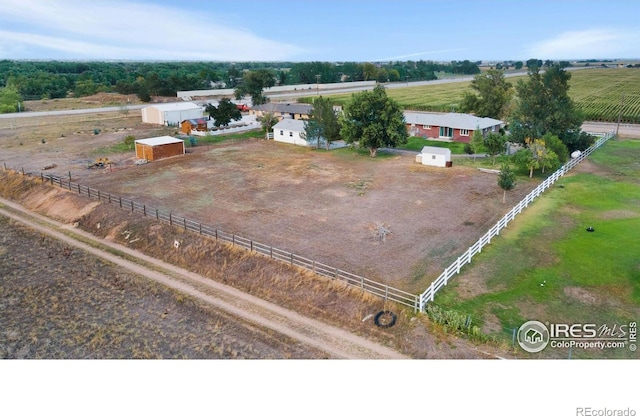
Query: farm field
430 138 640 358
0 216 329 359
301 68 640 123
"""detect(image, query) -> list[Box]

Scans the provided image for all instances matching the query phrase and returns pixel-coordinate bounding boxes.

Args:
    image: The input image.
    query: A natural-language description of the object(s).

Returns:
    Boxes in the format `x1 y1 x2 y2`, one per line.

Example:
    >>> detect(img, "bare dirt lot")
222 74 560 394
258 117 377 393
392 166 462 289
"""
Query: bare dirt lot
1 173 516 359
0 109 539 294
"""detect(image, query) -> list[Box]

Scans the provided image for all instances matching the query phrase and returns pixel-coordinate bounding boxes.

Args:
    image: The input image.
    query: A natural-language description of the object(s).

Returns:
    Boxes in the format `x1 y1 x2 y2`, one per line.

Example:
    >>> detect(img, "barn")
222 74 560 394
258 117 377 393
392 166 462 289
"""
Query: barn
135 136 185 161
415 146 452 167
141 102 204 126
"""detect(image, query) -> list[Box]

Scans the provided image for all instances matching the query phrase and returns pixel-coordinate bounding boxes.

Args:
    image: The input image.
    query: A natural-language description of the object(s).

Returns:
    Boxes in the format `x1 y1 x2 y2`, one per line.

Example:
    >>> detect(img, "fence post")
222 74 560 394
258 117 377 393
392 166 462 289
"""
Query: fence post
119 196 122 208
156 209 159 220
250 240 253 251
290 252 293 265
41 172 44 182
131 200 134 213
270 246 272 259
97 190 100 200
183 218 186 230
108 194 111 204
143 205 146 216
199 223 202 235
88 188 90 198
232 234 235 246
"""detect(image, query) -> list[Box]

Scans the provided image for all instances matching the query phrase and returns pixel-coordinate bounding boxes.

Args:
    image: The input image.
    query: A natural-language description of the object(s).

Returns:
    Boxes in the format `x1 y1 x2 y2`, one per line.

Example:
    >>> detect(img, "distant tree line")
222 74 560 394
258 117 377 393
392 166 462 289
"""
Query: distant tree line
0 59 483 105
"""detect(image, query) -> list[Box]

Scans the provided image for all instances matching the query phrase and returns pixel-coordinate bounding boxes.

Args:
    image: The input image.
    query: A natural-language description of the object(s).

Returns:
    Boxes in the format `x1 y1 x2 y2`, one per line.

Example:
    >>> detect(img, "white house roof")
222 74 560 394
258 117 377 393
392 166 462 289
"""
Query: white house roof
273 118 306 131
421 146 451 156
405 111 503 130
135 136 184 146
144 102 201 112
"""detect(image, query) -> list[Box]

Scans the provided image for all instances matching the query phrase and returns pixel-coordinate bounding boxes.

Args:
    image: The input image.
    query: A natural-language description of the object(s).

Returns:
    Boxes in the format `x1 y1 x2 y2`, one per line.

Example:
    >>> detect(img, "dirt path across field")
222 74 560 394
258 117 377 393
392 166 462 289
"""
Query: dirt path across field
0 196 407 359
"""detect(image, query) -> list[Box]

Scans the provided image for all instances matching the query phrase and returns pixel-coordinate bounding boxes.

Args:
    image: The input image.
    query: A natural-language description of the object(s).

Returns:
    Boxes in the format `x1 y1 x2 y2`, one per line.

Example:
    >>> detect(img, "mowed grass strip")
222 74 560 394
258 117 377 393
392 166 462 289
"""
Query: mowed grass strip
430 138 640 358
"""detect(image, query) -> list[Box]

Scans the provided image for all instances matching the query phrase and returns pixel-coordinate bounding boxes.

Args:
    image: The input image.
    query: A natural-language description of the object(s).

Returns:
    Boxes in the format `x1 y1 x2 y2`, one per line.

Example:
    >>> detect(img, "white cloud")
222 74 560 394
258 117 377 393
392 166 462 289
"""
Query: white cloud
528 29 640 59
0 0 306 60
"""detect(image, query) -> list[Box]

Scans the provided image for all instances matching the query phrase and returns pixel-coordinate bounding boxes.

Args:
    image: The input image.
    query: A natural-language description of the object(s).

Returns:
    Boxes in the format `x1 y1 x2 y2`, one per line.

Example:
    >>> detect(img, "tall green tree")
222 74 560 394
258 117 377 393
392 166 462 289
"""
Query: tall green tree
541 132 569 164
303 96 340 150
259 112 279 136
459 69 513 119
469 128 485 162
206 98 242 127
509 64 583 149
339 85 408 157
0 86 23 113
484 132 508 165
234 69 275 105
497 163 516 203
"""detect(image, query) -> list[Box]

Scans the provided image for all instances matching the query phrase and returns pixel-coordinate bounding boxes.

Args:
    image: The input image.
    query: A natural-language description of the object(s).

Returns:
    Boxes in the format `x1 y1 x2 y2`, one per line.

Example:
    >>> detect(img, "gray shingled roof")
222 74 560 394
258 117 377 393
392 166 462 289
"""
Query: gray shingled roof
252 102 312 115
420 146 451 156
405 111 503 130
273 118 306 131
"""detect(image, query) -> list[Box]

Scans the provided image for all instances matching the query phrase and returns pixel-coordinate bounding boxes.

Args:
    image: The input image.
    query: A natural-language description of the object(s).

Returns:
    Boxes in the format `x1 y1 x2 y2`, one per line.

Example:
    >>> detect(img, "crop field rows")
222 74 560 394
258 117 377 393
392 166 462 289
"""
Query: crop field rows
302 68 640 123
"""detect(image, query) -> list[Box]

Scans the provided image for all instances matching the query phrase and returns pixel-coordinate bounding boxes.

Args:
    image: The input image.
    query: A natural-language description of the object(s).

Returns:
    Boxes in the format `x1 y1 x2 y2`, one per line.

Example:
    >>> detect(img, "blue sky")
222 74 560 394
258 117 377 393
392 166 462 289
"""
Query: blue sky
1 0 639 62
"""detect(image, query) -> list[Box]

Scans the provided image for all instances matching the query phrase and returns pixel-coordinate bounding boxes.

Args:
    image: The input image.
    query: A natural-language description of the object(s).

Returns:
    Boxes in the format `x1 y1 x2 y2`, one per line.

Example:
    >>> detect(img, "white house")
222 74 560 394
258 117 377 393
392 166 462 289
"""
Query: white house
272 118 309 146
141 102 204 126
416 146 452 167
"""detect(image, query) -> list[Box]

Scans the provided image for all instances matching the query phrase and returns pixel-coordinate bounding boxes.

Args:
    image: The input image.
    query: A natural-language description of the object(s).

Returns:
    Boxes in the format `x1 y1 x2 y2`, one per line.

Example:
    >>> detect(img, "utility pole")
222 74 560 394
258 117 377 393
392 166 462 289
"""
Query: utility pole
616 93 625 137
315 74 320 95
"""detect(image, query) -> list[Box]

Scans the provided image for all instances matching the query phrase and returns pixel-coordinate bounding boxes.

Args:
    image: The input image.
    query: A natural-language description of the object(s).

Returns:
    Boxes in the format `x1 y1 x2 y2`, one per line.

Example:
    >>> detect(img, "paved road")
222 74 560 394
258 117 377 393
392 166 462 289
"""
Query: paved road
0 196 407 359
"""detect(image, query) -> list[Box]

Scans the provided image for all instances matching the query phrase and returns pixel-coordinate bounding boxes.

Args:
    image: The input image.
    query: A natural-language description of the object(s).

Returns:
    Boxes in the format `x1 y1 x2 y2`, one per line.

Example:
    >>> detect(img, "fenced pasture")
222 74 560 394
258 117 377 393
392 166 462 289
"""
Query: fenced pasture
426 137 640 358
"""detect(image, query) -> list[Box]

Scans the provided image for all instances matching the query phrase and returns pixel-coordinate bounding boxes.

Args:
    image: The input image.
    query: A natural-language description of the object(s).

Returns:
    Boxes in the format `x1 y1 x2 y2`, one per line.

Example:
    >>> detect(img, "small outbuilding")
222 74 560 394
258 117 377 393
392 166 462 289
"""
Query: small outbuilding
272 118 309 146
135 136 185 161
416 146 452 167
181 118 208 134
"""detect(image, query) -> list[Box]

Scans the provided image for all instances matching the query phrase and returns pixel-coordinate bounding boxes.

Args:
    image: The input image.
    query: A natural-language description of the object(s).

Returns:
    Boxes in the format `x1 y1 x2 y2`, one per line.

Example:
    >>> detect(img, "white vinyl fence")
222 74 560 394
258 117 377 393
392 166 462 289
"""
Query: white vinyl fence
417 131 615 312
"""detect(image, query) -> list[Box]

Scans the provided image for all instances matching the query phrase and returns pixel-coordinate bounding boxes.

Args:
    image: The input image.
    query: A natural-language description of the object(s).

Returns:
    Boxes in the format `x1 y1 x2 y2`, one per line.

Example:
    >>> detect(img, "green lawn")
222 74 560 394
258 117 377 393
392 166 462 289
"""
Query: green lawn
398 136 466 154
430 138 640 358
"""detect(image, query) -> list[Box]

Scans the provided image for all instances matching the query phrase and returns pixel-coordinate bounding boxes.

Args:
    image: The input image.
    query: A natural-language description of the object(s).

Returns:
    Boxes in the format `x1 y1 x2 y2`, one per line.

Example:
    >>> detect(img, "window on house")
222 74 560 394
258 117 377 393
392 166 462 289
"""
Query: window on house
423 125 431 129
289 131 293 137
432 155 436 159
460 129 470 136
439 126 453 137
280 130 283 135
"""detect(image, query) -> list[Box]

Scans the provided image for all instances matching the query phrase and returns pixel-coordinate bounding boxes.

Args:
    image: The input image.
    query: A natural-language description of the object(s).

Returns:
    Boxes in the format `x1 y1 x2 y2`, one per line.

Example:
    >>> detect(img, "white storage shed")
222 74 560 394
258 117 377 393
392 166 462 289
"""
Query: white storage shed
416 146 452 167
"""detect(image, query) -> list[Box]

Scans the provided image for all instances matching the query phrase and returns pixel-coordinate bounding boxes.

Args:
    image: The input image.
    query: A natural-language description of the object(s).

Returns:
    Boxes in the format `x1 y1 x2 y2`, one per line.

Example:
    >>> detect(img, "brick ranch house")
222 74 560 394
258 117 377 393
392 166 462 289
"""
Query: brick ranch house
404 111 504 143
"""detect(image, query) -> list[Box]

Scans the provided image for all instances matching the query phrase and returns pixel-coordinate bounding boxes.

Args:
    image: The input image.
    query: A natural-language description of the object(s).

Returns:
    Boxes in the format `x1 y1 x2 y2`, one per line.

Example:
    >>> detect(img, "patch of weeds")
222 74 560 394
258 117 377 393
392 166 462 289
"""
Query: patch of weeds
346 178 373 195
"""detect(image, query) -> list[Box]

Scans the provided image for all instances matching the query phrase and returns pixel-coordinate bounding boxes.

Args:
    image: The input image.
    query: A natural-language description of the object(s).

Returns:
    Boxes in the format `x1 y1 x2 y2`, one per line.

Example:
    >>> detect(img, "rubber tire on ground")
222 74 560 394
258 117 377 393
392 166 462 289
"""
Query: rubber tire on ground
374 311 397 328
